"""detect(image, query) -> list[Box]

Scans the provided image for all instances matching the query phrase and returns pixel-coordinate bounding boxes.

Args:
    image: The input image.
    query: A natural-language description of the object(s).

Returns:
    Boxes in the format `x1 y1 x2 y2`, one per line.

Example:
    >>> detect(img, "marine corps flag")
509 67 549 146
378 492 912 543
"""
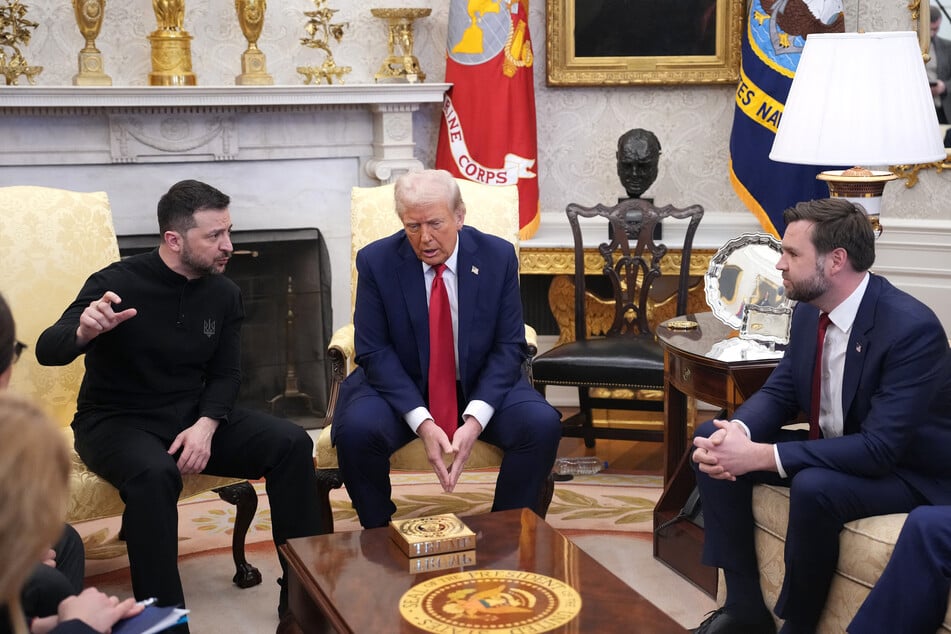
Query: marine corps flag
435 0 540 239
729 0 844 237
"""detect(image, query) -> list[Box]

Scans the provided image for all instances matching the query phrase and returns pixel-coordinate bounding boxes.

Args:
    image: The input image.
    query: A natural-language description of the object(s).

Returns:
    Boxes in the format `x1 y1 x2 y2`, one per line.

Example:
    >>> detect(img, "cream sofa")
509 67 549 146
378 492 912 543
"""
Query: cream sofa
747 483 951 632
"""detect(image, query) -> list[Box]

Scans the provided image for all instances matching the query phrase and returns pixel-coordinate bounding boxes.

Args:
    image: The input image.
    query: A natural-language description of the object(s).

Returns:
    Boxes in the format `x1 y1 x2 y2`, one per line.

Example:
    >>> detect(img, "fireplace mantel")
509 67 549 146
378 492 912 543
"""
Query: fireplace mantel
0 84 450 181
0 84 451 331
0 84 450 111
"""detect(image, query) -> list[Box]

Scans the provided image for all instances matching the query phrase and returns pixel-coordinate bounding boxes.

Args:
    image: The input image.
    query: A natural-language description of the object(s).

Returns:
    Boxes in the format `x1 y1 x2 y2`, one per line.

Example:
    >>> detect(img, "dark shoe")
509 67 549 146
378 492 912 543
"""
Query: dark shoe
692 607 776 634
277 576 288 619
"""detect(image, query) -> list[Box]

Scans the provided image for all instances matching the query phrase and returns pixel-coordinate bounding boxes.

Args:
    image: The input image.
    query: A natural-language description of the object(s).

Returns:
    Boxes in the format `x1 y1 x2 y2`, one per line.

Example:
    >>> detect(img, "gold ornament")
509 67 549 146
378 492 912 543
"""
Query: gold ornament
234 0 272 85
72 0 111 86
296 0 351 85
0 0 42 85
371 8 430 83
148 0 196 86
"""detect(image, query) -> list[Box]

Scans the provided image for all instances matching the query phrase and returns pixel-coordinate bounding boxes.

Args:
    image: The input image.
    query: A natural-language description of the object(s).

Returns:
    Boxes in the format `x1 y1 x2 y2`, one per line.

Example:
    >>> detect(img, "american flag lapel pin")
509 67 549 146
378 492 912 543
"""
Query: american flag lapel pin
471 266 479 275
855 343 862 353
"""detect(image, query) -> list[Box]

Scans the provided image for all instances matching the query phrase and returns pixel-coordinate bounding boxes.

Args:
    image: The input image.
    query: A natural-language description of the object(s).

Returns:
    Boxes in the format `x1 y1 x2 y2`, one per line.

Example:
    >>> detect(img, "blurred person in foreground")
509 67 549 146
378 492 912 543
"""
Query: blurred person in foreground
0 392 142 634
847 504 951 633
0 294 87 632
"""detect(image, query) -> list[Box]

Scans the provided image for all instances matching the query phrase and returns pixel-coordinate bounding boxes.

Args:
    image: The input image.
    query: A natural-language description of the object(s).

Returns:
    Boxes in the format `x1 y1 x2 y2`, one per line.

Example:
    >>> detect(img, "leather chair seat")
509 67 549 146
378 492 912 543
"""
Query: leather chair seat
532 336 664 388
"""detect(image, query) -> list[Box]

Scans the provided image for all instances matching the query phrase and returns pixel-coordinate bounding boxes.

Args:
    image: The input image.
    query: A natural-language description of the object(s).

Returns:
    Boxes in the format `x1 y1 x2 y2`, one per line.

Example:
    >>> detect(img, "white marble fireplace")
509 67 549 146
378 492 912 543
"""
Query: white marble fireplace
0 84 449 331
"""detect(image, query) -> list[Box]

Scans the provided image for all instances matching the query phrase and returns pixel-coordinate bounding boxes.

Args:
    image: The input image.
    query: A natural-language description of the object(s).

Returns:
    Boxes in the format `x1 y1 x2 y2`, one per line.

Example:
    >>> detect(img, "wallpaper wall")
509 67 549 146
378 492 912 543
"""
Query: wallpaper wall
14 0 949 222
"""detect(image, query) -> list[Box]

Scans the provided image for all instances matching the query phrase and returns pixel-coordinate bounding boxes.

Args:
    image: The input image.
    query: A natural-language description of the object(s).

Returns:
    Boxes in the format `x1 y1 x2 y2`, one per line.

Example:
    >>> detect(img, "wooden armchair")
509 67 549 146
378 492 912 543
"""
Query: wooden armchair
0 186 261 588
313 179 552 533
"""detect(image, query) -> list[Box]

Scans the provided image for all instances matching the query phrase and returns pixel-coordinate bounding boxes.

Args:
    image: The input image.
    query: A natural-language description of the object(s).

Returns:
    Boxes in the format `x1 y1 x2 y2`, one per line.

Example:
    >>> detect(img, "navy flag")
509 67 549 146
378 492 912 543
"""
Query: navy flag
729 0 844 237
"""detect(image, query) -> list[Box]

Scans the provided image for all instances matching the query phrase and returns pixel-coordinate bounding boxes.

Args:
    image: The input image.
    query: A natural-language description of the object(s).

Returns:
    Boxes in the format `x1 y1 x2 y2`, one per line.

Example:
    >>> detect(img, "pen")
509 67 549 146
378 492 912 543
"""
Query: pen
136 597 157 607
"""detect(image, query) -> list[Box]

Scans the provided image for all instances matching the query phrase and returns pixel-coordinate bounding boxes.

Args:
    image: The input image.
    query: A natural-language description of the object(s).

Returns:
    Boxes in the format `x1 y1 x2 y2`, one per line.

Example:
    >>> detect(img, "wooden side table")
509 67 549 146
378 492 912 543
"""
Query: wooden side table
653 312 781 597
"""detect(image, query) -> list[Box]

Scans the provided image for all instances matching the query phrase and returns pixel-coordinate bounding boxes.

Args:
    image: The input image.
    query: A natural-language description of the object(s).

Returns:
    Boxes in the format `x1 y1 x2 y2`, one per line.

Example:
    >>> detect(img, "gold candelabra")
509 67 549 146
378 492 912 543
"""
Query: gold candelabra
371 7 430 83
148 0 196 86
72 0 111 85
234 0 272 85
296 0 351 85
0 0 42 85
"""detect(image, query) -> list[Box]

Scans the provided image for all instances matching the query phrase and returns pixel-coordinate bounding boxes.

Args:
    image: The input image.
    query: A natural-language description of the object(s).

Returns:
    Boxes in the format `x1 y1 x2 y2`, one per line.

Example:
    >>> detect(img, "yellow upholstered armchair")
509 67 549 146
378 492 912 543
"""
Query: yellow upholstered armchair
0 186 261 588
313 179 551 533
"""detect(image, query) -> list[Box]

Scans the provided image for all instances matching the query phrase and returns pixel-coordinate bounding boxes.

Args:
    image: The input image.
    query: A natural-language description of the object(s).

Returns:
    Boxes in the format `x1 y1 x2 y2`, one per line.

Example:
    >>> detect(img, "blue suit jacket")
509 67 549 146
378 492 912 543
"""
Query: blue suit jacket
736 274 951 505
334 226 539 430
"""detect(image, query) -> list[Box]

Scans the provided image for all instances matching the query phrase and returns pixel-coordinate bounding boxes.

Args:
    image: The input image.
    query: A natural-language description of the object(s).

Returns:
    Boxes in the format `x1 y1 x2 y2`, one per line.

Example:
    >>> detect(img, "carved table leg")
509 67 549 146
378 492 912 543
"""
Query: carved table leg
536 472 556 518
315 468 344 535
215 481 263 588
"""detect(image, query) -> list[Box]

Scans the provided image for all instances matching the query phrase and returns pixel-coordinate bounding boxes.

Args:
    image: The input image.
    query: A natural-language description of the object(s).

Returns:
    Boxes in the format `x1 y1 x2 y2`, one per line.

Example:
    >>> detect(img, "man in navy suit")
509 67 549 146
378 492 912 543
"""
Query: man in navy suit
333 169 562 529
690 198 951 634
848 505 951 633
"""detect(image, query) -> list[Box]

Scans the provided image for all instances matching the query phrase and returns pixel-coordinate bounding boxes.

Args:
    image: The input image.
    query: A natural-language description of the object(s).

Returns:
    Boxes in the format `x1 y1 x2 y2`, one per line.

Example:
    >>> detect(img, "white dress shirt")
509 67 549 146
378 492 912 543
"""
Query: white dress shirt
404 240 494 433
738 273 870 477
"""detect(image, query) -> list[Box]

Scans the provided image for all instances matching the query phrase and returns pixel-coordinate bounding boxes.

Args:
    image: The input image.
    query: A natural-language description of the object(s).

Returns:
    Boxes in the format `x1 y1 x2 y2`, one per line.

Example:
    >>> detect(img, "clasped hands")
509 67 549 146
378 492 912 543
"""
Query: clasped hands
692 419 775 481
418 416 482 494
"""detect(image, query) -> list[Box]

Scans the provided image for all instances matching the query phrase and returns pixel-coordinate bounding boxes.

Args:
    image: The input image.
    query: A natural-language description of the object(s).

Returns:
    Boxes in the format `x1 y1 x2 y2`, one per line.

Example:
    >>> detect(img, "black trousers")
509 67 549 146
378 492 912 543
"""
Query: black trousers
73 406 322 613
21 524 85 619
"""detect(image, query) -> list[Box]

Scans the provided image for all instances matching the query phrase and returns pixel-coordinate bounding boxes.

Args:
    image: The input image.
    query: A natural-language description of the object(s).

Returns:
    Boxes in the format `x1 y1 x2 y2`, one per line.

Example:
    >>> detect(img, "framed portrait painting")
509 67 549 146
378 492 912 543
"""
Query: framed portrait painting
547 0 744 86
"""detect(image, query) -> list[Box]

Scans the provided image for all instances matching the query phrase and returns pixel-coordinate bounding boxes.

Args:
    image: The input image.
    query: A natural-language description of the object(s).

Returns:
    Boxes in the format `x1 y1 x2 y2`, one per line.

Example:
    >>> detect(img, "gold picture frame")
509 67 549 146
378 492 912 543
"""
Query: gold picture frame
546 0 744 86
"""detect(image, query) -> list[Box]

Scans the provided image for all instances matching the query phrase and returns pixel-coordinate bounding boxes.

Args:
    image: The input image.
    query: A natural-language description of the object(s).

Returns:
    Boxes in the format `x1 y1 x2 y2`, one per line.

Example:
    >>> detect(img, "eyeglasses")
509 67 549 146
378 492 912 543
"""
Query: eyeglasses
13 341 26 364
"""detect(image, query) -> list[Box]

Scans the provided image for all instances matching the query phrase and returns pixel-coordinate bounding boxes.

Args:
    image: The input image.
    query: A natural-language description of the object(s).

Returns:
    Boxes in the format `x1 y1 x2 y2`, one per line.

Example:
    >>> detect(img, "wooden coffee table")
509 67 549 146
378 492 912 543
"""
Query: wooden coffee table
281 508 685 633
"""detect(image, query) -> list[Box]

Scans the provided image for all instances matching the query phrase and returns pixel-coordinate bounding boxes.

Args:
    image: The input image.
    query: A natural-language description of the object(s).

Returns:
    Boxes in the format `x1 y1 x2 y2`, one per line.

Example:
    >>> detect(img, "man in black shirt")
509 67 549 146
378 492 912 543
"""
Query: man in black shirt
36 180 321 629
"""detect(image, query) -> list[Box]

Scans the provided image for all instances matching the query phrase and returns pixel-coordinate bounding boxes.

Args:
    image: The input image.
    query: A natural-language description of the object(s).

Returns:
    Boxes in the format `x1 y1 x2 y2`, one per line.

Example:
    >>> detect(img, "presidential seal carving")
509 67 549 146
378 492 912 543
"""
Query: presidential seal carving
400 514 467 539
399 569 581 633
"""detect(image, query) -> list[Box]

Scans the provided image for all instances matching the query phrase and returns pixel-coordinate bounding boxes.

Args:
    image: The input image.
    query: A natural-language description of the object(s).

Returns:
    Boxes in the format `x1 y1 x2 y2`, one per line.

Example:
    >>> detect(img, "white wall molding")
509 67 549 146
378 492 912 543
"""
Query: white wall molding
873 218 951 331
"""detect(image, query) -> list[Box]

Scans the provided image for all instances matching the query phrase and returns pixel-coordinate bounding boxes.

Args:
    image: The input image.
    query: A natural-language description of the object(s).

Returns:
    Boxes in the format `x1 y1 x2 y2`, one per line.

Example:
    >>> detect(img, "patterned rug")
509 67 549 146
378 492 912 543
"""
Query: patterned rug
76 469 662 577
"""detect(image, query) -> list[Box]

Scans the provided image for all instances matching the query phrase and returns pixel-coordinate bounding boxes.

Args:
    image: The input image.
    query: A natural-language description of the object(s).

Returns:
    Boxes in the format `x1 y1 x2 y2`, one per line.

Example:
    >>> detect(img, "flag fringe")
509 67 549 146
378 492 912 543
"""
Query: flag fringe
729 160 780 239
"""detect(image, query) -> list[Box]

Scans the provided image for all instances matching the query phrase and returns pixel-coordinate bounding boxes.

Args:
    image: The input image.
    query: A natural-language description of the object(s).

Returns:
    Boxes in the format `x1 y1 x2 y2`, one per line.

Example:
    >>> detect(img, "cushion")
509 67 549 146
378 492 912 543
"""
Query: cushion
531 336 665 388
752 484 906 592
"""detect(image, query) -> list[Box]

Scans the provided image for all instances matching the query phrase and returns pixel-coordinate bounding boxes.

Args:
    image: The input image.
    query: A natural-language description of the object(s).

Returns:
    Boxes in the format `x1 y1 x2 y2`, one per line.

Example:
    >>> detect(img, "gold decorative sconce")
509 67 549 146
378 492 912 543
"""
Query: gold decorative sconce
891 150 951 187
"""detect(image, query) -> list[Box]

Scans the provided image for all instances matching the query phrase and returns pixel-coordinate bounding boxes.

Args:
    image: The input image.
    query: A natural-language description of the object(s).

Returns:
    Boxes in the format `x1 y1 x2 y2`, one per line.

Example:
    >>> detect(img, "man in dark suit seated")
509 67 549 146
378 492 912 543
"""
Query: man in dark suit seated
332 169 562 529
690 198 951 634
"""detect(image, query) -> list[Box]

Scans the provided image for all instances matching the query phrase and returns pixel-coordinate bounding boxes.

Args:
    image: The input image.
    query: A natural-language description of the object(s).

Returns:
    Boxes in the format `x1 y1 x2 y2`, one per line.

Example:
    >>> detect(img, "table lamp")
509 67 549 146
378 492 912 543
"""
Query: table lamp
769 31 945 233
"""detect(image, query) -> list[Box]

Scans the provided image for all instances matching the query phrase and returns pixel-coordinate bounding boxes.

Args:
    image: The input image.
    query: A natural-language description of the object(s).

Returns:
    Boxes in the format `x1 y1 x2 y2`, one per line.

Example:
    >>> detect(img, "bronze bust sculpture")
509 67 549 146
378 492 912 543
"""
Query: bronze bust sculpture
616 129 661 199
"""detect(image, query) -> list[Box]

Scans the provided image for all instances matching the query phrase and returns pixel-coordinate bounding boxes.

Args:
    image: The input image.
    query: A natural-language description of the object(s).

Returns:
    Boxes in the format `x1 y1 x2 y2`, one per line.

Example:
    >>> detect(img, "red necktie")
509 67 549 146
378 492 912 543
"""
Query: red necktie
809 313 832 440
428 264 458 440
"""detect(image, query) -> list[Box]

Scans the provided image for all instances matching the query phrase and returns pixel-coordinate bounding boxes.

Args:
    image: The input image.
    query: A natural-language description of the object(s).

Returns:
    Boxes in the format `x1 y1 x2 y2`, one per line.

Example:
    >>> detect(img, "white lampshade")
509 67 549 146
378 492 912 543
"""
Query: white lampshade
770 31 945 167
770 31 944 226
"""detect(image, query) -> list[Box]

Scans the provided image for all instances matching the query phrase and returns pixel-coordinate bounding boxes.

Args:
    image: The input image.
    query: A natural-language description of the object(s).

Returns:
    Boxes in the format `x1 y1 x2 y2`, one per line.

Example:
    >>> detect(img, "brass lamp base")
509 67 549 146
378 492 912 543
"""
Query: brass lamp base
817 167 897 235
